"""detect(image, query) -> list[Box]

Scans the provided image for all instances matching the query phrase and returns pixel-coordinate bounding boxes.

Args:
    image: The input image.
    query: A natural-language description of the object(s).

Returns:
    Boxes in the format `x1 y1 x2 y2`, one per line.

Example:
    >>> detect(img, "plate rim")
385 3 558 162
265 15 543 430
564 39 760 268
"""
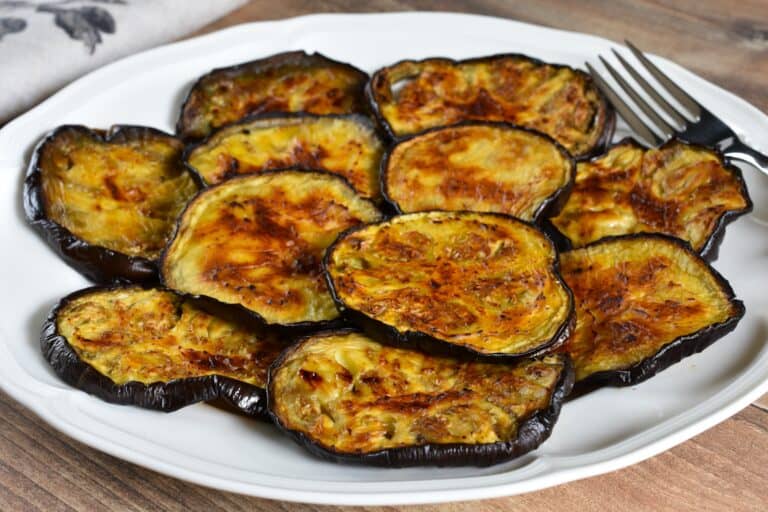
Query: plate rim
1 11 767 506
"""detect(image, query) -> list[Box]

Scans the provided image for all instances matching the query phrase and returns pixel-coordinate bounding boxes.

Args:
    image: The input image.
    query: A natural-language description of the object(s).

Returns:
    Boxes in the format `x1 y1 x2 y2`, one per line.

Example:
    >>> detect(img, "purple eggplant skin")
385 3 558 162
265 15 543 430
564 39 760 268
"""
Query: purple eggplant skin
176 51 370 142
567 233 746 396
266 334 575 468
322 212 576 362
379 120 577 223
546 137 753 262
365 52 616 161
23 125 194 284
40 285 279 418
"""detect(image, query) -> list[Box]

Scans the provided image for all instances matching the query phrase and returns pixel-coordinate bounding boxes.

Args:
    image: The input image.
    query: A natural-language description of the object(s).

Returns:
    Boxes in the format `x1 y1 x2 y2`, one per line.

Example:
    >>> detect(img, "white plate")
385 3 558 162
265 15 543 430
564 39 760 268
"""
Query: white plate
1 11 767 506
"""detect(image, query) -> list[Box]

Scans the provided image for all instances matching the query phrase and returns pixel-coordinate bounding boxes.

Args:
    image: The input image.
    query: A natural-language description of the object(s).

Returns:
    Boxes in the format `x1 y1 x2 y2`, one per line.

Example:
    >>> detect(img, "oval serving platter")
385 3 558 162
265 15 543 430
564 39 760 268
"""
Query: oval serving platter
0 12 767 506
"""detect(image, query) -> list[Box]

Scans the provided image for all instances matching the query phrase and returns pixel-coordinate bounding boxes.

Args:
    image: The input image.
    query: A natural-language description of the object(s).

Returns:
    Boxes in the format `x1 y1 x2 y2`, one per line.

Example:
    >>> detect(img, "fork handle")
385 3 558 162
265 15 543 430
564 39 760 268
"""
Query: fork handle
722 139 768 176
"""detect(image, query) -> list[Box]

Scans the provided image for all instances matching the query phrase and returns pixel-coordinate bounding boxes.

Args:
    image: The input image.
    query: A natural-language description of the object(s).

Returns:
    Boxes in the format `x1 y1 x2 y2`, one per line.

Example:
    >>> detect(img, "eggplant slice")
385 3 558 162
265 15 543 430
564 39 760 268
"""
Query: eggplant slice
162 169 382 329
558 234 745 389
24 125 199 283
549 138 752 260
184 113 385 200
42 286 288 416
324 211 574 359
383 122 575 220
367 54 614 158
177 51 369 140
268 329 574 467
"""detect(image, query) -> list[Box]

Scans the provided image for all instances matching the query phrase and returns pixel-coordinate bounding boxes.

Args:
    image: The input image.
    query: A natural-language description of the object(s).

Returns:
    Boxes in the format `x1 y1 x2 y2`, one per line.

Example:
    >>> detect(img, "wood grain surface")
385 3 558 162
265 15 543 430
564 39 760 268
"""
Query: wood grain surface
3 1 768 510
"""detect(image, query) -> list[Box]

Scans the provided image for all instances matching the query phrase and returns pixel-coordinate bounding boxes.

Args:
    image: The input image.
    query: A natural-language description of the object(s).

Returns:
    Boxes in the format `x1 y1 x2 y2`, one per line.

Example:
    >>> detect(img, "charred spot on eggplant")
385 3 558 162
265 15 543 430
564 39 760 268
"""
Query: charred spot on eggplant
558 234 745 389
324 211 574 359
162 169 382 328
383 122 575 220
550 138 752 260
184 113 385 200
24 125 199 283
42 286 288 416
367 54 614 158
177 51 369 140
268 330 574 467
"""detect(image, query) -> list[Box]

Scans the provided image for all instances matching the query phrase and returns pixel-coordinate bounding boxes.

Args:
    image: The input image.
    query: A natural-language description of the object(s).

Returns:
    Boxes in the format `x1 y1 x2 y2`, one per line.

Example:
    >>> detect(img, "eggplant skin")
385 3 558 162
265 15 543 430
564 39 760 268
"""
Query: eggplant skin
367 53 615 159
183 112 385 200
558 234 745 391
177 51 369 141
41 285 288 416
324 211 574 359
382 121 575 221
268 330 574 467
550 138 752 261
161 169 382 329
23 125 199 284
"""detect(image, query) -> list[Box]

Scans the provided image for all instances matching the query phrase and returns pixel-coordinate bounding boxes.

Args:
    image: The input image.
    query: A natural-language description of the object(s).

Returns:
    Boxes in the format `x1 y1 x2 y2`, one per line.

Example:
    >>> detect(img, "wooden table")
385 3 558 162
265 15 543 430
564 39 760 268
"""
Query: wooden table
2 1 767 510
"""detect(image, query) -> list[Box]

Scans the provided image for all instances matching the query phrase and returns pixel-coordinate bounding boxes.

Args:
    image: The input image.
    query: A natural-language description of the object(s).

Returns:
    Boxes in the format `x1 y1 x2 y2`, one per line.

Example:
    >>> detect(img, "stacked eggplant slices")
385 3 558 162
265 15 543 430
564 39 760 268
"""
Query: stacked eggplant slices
25 50 751 467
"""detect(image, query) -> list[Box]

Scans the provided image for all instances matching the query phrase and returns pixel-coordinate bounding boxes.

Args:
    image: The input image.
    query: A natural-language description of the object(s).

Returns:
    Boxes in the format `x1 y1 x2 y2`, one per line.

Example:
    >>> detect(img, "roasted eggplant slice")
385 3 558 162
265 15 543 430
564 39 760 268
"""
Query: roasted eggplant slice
558 234 745 389
42 286 288 416
324 211 574 358
184 113 384 200
24 125 199 283
268 329 574 467
162 170 382 328
383 122 574 220
367 54 614 158
550 139 752 260
177 51 369 140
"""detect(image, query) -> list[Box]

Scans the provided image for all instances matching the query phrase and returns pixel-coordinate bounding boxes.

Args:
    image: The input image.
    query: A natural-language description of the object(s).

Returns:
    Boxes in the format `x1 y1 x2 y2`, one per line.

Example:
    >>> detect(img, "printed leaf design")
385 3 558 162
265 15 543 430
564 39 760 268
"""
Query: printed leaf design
0 16 25 40
38 5 117 54
79 6 115 33
0 0 124 50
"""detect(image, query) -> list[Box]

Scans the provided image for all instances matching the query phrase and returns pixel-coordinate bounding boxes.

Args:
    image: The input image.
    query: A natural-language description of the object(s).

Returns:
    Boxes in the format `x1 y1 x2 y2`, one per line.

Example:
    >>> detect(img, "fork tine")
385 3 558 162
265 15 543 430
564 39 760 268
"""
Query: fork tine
610 49 688 127
599 56 675 141
586 62 662 147
624 40 702 118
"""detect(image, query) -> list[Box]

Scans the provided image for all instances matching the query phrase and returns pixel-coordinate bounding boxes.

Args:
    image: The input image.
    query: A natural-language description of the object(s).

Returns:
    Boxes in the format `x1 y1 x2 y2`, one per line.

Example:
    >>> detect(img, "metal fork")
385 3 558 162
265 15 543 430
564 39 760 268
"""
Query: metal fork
586 41 768 175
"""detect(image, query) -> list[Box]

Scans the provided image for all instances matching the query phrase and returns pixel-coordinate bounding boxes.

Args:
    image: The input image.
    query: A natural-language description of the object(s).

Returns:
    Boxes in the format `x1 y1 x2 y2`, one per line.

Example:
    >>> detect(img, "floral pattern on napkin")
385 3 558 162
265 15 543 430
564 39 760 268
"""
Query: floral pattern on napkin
0 0 126 53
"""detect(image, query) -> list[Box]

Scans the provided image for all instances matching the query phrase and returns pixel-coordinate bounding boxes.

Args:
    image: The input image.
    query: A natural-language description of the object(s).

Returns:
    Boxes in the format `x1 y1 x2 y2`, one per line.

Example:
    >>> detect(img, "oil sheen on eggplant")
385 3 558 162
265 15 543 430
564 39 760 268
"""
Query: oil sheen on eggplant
24 125 198 283
367 54 613 158
383 122 574 220
162 170 382 327
184 113 384 200
177 51 369 140
268 330 574 466
550 139 751 259
558 235 745 388
42 286 287 415
325 211 573 358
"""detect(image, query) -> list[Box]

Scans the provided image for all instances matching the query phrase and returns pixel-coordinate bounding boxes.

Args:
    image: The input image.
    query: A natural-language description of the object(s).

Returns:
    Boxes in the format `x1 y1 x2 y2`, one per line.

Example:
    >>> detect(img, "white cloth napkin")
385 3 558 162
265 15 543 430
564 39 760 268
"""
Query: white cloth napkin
0 0 247 123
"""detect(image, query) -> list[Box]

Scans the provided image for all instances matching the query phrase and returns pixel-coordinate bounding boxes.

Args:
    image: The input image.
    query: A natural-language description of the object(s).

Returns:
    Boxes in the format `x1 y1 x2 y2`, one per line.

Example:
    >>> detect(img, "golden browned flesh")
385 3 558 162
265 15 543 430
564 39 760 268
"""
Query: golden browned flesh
369 56 609 157
56 287 285 386
551 141 750 252
271 330 568 454
162 170 382 326
384 123 572 219
178 52 368 140
185 115 384 200
559 236 742 382
326 211 572 356
38 128 198 259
